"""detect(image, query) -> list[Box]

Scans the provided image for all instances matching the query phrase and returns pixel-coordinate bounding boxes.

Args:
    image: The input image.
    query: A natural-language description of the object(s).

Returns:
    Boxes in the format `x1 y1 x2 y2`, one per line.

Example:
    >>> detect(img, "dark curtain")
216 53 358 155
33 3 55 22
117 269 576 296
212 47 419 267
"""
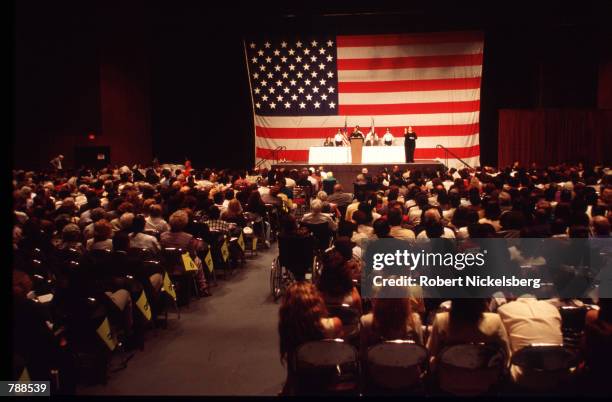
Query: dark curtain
498 109 612 167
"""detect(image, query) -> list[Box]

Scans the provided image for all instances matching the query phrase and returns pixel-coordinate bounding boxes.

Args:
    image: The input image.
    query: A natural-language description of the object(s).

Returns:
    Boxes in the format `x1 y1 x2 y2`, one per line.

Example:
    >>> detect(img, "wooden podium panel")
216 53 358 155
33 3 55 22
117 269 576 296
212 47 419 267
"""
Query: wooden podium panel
350 137 364 163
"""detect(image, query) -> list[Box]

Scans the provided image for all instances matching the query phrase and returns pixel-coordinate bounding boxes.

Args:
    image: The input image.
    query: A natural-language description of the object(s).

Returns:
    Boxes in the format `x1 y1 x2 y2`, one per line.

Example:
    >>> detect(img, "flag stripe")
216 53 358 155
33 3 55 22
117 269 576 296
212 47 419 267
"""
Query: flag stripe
338 65 481 82
255 123 480 139
338 100 480 116
338 77 482 93
337 42 483 59
337 53 483 70
336 31 484 47
256 144 481 161
339 88 480 105
256 133 479 150
254 112 479 128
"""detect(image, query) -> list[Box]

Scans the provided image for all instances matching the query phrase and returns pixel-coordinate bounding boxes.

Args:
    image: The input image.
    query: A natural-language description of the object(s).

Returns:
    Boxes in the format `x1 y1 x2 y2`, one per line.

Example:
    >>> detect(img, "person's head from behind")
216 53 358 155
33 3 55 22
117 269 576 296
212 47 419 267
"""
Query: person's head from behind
93 219 112 242
278 282 328 362
318 251 354 298
373 218 391 238
119 212 135 232
13 270 33 302
132 215 146 233
279 214 297 235
213 191 224 205
227 198 242 216
372 286 415 340
387 208 403 227
449 298 488 327
169 210 189 232
352 210 370 226
310 198 323 214
208 205 221 220
61 223 81 243
149 204 163 218
592 215 611 237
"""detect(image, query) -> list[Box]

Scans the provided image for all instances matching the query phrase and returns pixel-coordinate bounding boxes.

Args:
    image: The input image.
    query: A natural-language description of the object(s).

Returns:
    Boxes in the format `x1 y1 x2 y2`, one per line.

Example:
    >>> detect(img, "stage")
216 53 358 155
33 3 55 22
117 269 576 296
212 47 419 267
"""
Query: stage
272 160 446 187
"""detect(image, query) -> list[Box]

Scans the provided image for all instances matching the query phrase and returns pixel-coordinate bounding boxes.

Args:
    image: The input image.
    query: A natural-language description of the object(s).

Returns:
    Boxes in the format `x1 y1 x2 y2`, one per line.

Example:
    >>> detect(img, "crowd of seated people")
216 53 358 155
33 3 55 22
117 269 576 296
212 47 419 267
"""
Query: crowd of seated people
11 161 612 395
276 162 612 396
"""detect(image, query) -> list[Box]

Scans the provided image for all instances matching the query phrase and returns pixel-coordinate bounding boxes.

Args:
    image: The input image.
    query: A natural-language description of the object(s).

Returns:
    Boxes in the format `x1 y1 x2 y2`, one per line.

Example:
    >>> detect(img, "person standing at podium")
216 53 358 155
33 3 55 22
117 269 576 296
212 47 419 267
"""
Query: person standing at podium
382 128 394 146
350 125 365 140
334 129 345 146
404 126 418 163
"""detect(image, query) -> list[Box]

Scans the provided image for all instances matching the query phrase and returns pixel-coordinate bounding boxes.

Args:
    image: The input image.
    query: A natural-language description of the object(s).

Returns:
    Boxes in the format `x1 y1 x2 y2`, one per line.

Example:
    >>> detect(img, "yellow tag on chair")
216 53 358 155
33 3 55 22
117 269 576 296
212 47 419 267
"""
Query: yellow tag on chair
252 237 258 251
204 249 214 273
182 252 198 271
221 240 229 262
238 232 245 251
96 317 117 351
136 291 152 321
162 272 177 300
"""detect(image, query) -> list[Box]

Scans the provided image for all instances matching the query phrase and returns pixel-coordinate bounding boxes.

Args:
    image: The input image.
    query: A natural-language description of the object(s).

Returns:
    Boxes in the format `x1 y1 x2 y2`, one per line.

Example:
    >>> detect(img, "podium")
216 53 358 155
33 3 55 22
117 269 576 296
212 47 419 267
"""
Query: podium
349 137 364 163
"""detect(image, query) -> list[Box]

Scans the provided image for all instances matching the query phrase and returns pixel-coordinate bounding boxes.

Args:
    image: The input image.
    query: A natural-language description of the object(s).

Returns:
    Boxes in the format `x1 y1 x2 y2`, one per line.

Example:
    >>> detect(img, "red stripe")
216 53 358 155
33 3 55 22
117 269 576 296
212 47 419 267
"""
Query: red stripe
256 147 309 161
338 77 481 93
337 54 483 70
256 145 481 162
338 100 480 116
256 123 480 139
337 31 483 48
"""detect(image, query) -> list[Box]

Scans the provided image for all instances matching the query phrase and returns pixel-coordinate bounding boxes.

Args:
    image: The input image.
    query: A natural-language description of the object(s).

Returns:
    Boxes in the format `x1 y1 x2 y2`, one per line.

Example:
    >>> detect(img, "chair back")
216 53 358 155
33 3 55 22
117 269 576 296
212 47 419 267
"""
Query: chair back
438 343 506 396
160 247 186 275
510 344 579 391
302 222 333 250
366 340 428 391
293 339 359 395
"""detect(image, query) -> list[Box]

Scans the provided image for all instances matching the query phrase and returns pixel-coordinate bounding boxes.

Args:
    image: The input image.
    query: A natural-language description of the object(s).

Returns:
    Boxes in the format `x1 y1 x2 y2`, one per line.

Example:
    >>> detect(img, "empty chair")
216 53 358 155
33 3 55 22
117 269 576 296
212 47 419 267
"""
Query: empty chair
510 344 580 392
437 343 507 396
365 340 428 394
292 339 359 396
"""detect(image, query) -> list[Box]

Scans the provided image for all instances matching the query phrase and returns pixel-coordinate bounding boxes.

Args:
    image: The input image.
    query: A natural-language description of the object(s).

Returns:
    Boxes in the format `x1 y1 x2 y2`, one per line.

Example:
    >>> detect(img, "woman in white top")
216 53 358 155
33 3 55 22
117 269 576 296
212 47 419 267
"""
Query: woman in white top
382 128 394 145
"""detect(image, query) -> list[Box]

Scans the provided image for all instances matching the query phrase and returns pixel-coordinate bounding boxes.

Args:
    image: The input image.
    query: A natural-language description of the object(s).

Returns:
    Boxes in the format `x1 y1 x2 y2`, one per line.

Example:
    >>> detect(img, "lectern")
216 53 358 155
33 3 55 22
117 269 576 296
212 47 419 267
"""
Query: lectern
350 137 364 163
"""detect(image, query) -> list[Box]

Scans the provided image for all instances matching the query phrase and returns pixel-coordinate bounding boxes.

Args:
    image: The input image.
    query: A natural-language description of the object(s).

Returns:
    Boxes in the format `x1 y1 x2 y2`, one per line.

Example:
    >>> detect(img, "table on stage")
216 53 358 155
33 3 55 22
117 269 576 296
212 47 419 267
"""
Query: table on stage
308 146 405 164
308 146 351 164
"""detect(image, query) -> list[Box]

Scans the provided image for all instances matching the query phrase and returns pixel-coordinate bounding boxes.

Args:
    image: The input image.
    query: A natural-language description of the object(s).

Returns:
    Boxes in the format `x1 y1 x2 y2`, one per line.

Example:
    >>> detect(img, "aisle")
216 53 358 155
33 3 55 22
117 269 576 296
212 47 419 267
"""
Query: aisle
80 244 285 396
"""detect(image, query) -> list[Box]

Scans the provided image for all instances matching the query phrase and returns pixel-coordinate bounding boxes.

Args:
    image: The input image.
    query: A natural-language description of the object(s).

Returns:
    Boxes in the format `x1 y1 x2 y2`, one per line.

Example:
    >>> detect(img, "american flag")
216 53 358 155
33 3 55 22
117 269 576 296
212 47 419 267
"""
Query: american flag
245 31 483 166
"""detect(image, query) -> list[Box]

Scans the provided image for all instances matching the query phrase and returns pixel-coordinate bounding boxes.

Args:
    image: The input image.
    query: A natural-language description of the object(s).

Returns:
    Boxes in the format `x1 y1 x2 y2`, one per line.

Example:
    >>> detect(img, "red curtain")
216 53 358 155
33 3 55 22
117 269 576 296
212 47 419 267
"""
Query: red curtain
498 109 612 167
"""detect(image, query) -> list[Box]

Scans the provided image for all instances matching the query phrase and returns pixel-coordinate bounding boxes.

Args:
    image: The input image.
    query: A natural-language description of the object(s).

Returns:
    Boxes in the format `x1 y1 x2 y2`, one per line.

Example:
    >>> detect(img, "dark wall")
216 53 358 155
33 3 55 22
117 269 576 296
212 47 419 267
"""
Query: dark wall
14 2 611 170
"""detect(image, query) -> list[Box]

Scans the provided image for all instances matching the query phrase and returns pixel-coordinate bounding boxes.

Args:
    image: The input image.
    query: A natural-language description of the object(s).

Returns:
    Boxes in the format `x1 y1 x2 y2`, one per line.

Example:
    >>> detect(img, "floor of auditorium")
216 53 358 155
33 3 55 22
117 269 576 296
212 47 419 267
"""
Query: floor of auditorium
79 244 285 396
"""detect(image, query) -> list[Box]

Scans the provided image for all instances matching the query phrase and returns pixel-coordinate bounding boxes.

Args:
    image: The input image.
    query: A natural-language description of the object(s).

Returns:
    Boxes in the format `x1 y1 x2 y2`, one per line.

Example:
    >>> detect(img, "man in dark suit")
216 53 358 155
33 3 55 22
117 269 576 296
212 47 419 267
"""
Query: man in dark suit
404 126 418 163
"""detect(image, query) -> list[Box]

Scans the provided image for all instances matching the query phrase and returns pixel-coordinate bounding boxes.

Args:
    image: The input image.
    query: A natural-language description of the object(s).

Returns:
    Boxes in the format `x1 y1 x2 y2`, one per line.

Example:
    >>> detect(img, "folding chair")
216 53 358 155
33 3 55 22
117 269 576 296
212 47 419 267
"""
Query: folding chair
365 340 428 394
510 344 580 392
437 343 507 396
293 339 360 396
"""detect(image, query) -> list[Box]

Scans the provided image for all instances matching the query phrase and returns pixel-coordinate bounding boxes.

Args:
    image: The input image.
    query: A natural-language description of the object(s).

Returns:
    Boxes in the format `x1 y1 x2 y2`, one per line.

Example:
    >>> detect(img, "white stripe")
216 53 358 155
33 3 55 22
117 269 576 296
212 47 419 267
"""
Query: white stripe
337 42 483 59
256 133 479 151
255 112 479 128
339 88 480 105
338 65 482 82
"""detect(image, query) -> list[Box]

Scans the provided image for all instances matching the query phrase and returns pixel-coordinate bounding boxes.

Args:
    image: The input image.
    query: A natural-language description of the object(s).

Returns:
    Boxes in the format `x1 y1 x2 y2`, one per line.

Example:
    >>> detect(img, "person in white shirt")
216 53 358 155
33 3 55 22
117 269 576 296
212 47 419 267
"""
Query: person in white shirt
301 199 337 231
129 215 161 252
145 204 170 233
334 129 346 146
382 128 394 146
497 297 563 389
365 128 379 146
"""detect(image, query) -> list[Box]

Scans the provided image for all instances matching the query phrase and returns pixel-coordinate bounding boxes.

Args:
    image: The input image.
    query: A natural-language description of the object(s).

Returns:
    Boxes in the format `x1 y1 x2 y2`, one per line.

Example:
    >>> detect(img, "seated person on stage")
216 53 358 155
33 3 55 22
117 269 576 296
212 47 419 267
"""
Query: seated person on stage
333 129 345 146
365 128 378 146
382 128 394 146
350 125 364 140
323 137 334 147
